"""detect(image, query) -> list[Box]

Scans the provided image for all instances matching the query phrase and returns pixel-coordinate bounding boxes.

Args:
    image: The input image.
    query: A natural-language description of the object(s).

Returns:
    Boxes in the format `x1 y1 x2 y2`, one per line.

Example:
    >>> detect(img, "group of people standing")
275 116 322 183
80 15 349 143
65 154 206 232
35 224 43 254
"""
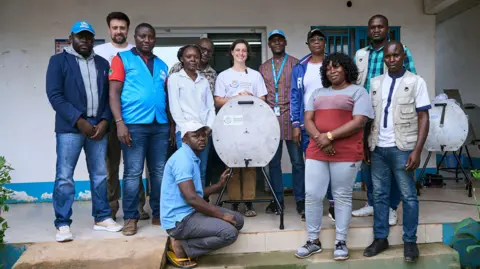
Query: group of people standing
45 10 429 268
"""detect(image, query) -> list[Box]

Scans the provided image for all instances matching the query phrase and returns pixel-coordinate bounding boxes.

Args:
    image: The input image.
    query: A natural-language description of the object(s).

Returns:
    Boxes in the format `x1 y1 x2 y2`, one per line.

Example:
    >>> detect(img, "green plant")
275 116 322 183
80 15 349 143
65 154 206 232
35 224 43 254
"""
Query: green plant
0 156 13 244
450 173 480 268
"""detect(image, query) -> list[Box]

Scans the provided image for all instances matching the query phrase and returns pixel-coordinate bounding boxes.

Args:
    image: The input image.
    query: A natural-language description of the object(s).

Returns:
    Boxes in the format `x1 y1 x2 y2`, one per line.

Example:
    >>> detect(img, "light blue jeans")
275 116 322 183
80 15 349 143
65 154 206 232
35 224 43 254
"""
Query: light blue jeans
176 131 211 188
53 129 110 228
305 159 361 241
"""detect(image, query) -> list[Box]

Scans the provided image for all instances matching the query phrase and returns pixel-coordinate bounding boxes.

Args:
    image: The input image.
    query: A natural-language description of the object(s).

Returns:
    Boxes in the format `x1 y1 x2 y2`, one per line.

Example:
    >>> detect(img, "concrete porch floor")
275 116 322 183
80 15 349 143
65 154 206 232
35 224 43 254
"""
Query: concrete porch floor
5 185 477 254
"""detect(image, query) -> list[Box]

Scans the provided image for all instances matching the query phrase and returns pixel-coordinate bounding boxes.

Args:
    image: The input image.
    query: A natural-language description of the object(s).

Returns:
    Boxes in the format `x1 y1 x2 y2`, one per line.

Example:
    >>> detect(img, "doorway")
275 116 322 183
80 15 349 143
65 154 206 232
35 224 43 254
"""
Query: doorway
153 27 266 72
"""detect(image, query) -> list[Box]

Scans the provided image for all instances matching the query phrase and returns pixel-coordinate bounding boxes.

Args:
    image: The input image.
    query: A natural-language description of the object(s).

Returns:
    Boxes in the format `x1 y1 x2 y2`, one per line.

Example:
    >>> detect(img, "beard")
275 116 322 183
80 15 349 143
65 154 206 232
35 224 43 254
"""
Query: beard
112 34 127 45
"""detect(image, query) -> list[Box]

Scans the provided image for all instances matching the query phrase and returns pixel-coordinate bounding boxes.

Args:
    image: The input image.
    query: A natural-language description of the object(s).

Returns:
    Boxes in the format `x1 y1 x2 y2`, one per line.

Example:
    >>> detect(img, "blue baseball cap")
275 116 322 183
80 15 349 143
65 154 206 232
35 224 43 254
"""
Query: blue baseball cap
268 29 286 40
71 21 95 36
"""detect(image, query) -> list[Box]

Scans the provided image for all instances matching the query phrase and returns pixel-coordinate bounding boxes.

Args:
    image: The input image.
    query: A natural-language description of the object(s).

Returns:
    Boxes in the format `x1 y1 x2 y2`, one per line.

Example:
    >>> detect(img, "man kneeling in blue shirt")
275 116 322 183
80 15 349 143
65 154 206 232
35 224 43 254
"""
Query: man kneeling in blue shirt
161 122 244 268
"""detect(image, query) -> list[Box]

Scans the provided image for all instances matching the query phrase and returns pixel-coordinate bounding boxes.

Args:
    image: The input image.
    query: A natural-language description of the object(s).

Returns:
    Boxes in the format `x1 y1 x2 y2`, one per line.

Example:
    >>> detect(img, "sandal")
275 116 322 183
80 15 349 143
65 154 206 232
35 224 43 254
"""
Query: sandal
166 251 197 268
244 202 257 217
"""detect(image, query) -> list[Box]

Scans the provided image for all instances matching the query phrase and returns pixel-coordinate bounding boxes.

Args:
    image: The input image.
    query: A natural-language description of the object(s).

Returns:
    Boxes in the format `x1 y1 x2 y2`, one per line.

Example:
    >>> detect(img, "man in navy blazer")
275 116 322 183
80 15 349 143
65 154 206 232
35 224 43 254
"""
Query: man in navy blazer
46 21 122 242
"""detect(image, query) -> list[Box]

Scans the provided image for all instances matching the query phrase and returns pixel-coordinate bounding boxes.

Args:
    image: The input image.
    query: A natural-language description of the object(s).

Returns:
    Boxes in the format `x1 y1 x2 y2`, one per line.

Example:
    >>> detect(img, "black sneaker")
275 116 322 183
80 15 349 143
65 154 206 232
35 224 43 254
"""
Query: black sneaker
328 205 335 222
404 242 419 263
364 238 389 257
232 203 240 212
301 213 305 222
296 200 305 215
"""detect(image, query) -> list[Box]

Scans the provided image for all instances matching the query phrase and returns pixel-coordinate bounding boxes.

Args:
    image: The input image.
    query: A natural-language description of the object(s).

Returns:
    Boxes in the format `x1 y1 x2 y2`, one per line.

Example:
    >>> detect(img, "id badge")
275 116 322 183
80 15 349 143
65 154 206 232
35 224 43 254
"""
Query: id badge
274 106 281 116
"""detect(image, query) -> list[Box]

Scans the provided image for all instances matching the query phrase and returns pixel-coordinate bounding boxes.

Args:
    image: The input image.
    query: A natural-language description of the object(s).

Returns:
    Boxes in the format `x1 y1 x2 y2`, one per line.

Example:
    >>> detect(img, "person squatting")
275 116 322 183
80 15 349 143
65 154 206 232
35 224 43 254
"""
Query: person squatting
45 11 429 268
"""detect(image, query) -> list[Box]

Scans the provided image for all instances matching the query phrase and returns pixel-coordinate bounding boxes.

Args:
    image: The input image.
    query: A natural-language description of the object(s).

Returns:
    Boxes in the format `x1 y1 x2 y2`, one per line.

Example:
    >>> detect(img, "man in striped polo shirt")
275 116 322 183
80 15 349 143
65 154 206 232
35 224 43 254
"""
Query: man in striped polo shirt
259 30 305 221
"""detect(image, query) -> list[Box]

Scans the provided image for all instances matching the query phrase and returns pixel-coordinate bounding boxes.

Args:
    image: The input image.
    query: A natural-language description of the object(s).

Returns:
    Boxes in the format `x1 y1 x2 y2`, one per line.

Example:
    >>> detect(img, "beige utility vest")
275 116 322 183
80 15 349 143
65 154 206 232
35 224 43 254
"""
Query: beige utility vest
368 71 420 151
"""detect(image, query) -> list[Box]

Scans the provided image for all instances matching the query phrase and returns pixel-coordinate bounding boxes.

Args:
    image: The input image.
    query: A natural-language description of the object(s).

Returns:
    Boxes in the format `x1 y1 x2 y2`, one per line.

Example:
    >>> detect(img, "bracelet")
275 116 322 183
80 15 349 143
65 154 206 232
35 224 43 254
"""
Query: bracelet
115 119 124 124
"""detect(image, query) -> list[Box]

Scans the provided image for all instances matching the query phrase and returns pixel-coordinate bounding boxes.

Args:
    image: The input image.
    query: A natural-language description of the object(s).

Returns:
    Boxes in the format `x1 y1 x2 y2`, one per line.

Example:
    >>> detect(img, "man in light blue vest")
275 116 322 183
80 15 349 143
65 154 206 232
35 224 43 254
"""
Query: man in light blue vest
109 23 170 236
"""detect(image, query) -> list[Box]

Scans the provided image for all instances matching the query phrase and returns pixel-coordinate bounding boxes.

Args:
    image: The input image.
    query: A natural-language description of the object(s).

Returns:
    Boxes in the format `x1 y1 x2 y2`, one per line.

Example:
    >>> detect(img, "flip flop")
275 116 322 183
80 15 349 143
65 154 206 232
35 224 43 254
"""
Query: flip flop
166 251 197 268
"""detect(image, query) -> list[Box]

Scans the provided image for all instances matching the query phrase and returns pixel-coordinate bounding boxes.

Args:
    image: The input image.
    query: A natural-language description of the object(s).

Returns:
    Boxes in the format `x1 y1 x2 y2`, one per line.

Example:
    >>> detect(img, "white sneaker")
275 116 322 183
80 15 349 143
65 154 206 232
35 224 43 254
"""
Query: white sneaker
56 226 73 242
352 203 374 217
389 208 398 226
94 218 123 232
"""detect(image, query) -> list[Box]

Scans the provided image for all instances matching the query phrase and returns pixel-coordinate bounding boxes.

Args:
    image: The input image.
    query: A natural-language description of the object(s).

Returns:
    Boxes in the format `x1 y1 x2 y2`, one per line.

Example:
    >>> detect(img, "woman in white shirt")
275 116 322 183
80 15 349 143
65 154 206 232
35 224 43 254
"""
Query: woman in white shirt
168 45 216 188
214 40 268 217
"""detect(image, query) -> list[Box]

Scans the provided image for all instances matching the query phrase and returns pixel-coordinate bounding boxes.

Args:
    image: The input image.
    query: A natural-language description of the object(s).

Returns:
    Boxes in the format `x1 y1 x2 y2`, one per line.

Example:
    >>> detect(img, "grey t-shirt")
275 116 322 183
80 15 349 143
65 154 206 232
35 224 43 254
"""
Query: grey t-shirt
305 84 373 119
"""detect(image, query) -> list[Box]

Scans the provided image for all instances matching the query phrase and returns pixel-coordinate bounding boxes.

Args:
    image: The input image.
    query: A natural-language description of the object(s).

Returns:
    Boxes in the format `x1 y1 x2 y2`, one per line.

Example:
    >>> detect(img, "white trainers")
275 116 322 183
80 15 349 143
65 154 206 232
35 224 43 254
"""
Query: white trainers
352 203 374 217
56 225 73 242
389 208 398 226
94 218 123 232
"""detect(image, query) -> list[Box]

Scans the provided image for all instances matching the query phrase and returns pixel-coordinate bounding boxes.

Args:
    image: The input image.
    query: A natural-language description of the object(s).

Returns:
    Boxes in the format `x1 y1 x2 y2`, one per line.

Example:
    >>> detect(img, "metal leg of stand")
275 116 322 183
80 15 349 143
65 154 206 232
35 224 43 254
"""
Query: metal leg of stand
437 151 448 174
417 151 432 196
453 153 473 197
465 145 474 168
261 167 284 230
456 148 463 180
215 168 233 206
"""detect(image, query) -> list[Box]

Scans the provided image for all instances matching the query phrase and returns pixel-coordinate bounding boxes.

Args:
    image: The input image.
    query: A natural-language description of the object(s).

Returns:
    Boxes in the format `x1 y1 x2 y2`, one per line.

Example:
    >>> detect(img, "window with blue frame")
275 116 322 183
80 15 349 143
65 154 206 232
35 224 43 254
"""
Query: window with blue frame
310 26 401 56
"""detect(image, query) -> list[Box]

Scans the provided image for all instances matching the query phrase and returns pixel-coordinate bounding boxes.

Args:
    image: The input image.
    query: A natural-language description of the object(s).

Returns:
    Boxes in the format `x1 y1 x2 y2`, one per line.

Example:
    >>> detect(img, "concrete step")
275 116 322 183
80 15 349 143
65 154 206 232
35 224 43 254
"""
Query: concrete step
211 222 443 255
166 243 460 269
13 237 168 269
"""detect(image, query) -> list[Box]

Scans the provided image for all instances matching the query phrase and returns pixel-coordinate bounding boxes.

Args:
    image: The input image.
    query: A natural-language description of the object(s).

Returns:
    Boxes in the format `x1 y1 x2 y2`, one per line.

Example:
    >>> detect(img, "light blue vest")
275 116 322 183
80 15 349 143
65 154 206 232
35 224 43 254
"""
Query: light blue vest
119 50 168 124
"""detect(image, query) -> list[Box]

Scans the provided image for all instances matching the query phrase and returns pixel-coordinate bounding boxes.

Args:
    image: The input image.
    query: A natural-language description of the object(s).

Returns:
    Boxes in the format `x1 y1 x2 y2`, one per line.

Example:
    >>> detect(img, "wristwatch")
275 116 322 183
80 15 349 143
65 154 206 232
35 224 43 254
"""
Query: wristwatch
327 132 334 141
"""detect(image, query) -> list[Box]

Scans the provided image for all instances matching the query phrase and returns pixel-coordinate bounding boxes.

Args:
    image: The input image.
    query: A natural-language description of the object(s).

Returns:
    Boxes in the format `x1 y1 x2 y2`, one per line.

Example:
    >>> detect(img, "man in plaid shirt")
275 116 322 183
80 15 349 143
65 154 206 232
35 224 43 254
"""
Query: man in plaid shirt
352 14 416 225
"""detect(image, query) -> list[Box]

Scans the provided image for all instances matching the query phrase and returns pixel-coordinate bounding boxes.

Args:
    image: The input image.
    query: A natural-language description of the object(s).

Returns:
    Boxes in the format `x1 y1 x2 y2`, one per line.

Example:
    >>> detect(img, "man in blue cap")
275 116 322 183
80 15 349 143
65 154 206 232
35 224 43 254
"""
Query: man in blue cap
259 30 305 221
46 21 123 242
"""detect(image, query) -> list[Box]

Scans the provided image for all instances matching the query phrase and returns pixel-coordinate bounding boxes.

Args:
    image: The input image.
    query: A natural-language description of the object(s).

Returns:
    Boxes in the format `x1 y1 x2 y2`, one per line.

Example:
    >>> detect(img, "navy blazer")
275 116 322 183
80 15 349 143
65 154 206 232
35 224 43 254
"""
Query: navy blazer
46 51 111 133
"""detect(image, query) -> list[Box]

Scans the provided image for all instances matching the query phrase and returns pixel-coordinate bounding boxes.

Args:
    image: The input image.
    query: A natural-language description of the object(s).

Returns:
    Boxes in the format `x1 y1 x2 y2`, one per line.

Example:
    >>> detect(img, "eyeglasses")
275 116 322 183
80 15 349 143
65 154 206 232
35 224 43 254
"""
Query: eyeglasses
200 46 214 56
308 36 325 43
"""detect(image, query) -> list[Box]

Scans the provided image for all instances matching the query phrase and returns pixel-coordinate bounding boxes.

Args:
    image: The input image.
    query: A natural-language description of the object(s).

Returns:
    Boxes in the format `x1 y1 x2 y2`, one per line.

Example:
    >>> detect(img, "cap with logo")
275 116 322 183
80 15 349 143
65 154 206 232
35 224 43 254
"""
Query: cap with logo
71 21 95 36
181 122 210 138
307 28 326 41
268 29 286 40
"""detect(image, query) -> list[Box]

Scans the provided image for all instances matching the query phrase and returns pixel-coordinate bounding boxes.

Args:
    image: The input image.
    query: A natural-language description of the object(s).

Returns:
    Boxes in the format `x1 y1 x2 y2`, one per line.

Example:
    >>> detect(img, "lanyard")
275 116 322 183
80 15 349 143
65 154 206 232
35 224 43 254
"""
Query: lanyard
271 55 288 104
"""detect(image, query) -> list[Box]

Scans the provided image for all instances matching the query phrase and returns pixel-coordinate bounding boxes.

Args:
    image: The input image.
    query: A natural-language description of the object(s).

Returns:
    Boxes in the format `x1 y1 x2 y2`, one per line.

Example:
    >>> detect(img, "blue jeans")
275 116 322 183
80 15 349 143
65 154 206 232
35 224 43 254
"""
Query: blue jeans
371 147 419 242
121 122 169 220
268 140 305 205
302 130 333 202
176 132 211 188
362 162 400 210
53 130 110 228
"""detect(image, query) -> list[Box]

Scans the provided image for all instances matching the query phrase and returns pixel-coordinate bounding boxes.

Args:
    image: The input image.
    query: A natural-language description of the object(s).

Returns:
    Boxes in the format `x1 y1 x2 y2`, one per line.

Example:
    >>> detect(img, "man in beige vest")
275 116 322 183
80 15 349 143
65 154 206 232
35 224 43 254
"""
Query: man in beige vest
363 41 430 263
352 14 416 227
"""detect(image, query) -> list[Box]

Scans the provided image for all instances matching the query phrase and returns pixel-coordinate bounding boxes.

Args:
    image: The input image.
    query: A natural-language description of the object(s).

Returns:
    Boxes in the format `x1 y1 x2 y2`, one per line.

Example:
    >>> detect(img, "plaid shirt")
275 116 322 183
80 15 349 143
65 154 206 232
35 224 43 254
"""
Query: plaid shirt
363 44 416 92
169 62 217 94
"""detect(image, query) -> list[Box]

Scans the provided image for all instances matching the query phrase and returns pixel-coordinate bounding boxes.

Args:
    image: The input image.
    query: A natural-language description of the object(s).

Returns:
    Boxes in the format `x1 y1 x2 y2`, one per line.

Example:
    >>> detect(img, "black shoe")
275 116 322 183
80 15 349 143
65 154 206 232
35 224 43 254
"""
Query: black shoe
232 203 240 212
301 213 305 222
404 242 419 263
328 205 335 222
363 239 389 257
266 201 284 215
265 201 277 214
296 200 305 215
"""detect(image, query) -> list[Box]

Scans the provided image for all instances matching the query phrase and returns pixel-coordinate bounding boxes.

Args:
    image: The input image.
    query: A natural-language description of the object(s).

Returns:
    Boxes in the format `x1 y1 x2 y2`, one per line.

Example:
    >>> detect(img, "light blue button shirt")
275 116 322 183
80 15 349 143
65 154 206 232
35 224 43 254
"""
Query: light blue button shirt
160 143 203 230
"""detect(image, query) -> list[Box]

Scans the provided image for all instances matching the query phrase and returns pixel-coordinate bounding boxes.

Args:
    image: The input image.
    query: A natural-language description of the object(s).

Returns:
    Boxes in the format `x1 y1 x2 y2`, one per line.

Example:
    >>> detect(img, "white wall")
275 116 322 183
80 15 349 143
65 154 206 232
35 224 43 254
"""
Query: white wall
0 0 436 184
436 5 480 104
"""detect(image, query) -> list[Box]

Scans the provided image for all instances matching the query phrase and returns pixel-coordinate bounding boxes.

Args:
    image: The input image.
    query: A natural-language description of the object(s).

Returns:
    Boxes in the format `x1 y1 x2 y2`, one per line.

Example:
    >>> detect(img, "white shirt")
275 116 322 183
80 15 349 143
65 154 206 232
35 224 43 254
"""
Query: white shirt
167 69 216 134
303 62 323 106
214 68 268 98
93 42 135 64
377 73 431 147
